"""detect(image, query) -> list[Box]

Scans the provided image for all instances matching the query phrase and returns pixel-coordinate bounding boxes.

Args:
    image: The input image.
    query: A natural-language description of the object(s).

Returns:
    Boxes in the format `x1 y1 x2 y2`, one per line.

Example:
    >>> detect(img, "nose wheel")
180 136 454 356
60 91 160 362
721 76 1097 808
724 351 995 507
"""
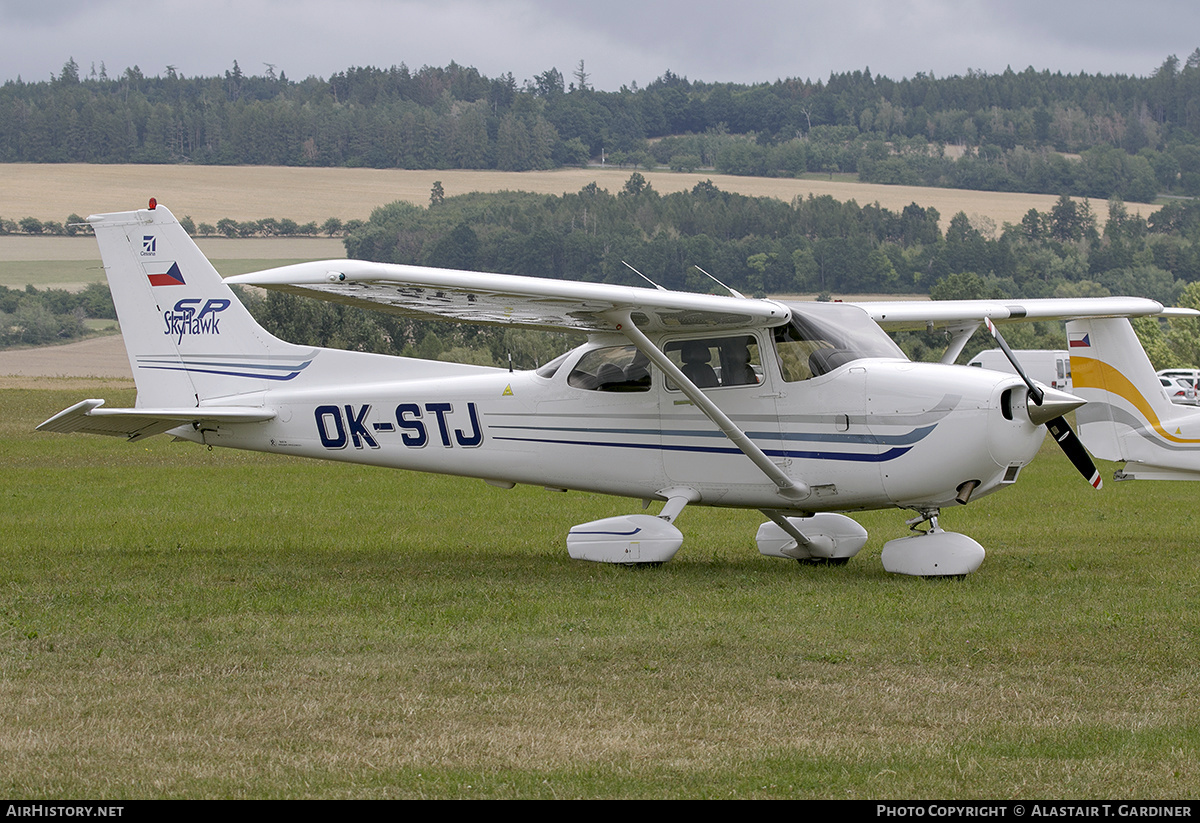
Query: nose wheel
881 508 986 577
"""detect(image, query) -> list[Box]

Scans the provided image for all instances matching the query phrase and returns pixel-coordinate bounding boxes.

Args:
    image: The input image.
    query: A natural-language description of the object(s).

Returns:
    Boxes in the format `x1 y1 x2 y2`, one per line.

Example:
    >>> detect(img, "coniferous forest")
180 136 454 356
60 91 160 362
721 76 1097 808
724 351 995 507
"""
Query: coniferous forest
8 54 1200 365
5 54 1200 203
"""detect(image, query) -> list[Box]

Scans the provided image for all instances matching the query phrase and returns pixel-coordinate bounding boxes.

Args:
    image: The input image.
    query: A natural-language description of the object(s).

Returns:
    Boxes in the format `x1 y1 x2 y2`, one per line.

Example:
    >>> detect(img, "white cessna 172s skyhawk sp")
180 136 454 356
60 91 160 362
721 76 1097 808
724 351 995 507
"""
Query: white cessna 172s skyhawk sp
36 202 1174 576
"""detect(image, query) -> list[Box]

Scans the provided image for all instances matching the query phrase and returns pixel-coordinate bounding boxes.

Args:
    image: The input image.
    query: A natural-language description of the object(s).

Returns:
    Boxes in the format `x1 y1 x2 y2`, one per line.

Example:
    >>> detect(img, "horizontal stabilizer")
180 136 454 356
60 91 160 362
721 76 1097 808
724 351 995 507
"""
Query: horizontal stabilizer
37 399 275 442
1115 467 1200 482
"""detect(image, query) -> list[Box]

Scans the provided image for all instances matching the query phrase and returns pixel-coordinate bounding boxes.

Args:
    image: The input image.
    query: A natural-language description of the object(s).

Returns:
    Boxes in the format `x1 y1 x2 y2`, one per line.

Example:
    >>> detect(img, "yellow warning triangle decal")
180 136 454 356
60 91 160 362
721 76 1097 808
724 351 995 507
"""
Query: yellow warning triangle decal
503 385 514 396
1177 427 1183 435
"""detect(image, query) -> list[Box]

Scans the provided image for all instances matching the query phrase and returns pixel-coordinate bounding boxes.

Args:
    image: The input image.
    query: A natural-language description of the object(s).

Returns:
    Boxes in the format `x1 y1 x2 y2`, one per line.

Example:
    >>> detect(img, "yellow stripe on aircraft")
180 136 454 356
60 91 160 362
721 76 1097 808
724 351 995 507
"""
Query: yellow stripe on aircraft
1071 356 1200 444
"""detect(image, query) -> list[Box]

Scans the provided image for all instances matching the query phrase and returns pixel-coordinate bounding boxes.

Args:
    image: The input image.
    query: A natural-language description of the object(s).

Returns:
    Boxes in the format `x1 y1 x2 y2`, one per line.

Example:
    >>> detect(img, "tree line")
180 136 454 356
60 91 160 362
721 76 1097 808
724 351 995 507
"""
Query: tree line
4 54 1200 202
243 178 1200 366
347 177 1200 301
0 213 361 238
12 178 1200 367
0 283 114 347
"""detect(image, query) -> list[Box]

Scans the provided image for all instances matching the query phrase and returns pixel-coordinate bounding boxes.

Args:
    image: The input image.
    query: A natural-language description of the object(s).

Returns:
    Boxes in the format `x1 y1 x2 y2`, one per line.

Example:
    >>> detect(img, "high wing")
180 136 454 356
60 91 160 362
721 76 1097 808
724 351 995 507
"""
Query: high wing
227 260 791 334
230 262 1179 337
848 296 1176 364
854 297 1169 331
228 262 1191 369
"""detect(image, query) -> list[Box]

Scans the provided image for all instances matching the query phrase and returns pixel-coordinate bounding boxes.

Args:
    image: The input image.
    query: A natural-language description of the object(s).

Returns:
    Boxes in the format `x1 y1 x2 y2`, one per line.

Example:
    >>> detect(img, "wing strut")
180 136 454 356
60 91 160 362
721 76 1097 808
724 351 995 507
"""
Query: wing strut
940 323 979 365
604 310 810 502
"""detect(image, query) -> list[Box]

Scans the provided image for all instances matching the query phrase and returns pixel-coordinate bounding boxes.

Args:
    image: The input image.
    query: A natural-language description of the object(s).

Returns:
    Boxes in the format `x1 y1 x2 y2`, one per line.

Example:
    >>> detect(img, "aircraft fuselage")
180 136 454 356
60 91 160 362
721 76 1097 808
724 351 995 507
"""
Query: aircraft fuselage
188 337 1042 515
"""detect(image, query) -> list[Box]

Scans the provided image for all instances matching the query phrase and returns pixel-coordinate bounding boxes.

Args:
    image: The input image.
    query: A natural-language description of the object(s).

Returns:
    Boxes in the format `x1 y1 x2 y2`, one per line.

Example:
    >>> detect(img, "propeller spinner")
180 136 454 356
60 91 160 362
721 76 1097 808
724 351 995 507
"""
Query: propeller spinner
984 318 1102 489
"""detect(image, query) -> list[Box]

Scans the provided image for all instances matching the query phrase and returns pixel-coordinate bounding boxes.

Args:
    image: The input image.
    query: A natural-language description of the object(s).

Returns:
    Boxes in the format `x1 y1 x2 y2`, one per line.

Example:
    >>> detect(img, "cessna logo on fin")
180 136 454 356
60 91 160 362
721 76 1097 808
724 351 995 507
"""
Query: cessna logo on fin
163 298 230 343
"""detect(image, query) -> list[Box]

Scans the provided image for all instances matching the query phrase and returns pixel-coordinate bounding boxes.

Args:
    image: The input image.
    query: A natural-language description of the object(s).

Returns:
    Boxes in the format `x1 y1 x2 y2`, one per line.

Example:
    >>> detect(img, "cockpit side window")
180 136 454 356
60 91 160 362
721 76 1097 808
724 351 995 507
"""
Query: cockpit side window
774 321 839 382
773 306 906 382
567 345 652 392
662 336 762 391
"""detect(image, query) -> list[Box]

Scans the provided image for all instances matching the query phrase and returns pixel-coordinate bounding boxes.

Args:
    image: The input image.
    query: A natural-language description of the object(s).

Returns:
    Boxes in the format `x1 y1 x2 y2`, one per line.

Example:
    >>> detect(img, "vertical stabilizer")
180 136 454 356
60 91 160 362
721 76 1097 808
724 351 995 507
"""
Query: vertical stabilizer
1067 317 1200 475
89 203 312 408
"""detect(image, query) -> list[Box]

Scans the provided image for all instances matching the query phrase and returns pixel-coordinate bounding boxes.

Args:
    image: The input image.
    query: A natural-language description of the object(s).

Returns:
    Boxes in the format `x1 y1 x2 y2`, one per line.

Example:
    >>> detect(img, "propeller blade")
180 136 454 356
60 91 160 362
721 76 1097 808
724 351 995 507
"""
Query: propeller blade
983 317 1100 489
1045 415 1103 489
984 317 1043 404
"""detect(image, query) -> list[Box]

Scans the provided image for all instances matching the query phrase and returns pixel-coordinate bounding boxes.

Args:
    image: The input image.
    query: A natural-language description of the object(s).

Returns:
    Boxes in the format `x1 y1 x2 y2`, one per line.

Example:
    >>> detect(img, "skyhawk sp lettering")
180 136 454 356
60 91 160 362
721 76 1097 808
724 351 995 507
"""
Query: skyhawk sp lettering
163 298 229 343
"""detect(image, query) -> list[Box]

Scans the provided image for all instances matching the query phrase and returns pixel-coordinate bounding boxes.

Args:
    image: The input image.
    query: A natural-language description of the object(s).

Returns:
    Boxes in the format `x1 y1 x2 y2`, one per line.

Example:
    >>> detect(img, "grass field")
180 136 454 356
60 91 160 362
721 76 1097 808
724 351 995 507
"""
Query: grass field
2 382 1197 799
0 237 346 290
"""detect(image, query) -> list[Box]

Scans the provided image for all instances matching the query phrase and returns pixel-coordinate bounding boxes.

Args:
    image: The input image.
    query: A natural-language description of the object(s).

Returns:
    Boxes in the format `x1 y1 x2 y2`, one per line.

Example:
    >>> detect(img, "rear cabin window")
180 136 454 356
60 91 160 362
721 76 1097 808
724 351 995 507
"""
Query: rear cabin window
662 336 762 391
567 345 651 392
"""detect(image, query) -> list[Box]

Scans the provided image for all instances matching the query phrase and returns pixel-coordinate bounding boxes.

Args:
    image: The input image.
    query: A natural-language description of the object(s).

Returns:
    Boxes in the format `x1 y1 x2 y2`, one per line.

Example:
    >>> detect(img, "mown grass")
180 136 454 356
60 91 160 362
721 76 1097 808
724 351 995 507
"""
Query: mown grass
0 260 104 289
2 383 1198 798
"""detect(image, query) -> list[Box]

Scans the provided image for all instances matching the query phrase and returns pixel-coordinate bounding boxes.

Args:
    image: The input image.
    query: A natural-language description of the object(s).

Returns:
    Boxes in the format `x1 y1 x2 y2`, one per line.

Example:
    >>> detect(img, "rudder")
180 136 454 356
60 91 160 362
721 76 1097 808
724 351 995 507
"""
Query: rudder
1067 317 1196 465
89 202 312 408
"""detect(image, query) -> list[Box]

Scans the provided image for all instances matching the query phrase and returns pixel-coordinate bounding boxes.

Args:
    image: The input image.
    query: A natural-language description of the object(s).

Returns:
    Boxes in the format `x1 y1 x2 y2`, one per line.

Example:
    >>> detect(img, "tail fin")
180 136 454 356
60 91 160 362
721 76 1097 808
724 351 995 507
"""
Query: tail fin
89 202 313 407
1067 317 1200 478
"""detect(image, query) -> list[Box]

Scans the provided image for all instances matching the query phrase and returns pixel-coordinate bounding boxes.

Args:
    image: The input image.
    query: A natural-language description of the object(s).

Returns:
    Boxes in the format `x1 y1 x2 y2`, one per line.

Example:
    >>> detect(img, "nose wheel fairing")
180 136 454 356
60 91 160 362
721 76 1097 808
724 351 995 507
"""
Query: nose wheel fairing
881 527 986 577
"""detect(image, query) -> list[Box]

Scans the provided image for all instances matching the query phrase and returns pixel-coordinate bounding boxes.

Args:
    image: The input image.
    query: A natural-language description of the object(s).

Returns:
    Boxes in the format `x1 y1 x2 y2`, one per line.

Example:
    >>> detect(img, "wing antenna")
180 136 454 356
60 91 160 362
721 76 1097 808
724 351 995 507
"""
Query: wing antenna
622 261 667 291
694 265 746 299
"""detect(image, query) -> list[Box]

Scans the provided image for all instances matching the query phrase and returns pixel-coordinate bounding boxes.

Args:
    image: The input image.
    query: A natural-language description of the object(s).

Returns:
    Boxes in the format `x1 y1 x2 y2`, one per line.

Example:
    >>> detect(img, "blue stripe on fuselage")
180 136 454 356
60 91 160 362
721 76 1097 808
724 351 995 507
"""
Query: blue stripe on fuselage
490 432 920 462
491 422 935 447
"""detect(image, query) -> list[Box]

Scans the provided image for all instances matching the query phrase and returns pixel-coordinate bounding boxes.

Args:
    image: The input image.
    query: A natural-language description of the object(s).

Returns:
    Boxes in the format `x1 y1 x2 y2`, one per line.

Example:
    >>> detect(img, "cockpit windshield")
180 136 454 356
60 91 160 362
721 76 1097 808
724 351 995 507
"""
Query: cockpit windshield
774 302 906 381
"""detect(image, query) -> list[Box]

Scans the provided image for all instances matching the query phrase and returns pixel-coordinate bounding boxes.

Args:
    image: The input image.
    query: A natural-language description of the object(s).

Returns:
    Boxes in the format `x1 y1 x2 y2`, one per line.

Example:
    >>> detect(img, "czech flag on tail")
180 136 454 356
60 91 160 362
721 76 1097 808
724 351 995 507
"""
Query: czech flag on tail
145 261 186 287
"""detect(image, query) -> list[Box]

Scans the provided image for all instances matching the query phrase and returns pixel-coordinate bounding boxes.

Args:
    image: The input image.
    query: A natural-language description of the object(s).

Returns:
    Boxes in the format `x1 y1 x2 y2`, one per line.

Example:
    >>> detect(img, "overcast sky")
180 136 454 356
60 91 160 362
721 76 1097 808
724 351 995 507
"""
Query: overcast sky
1 0 1197 90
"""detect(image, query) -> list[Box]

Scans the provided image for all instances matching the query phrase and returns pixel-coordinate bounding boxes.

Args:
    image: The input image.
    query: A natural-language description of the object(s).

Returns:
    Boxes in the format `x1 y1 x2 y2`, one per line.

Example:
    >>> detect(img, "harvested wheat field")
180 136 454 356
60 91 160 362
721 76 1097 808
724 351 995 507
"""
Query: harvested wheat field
0 163 1154 233
0 336 134 381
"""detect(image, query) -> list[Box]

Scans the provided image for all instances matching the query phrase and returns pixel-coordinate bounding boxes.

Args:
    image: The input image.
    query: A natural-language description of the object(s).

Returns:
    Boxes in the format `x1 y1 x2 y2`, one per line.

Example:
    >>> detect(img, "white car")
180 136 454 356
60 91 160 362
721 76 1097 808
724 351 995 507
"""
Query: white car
1159 375 1199 406
1158 368 1200 387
